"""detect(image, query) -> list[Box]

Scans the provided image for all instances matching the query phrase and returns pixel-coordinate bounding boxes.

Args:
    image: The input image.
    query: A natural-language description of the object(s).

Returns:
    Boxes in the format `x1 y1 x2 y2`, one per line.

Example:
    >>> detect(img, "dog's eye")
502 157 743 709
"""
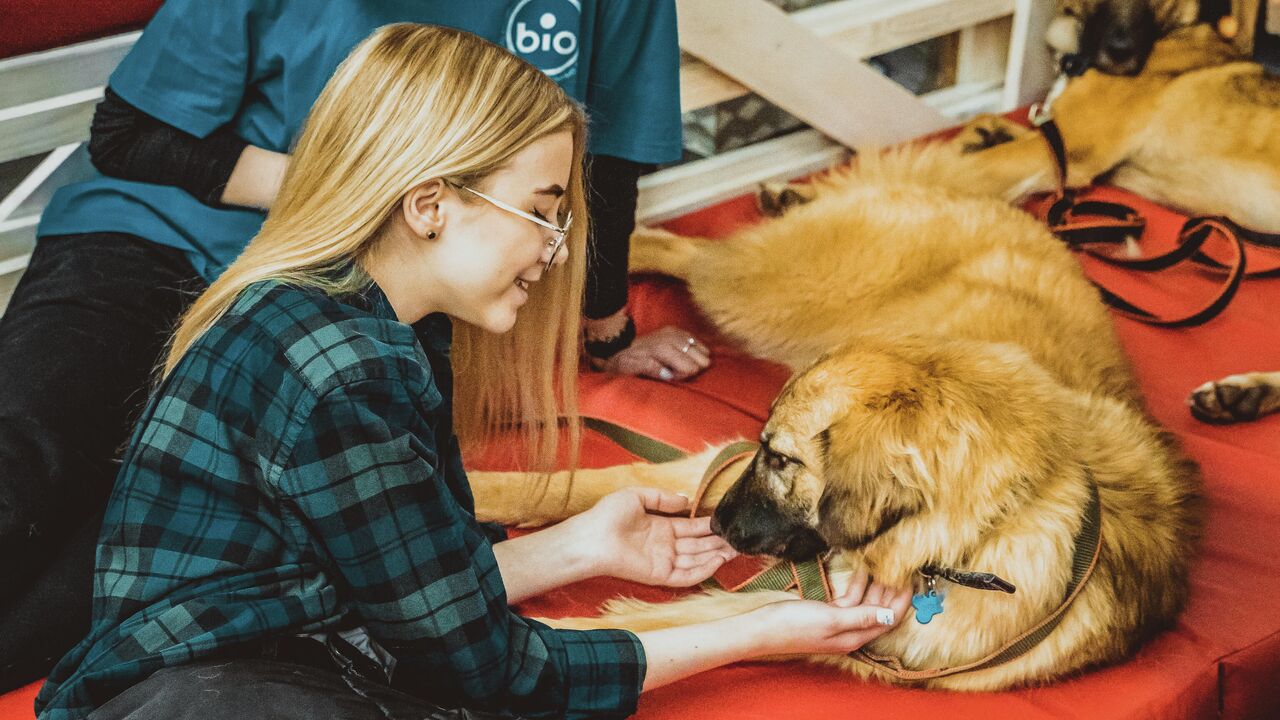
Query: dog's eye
765 451 795 472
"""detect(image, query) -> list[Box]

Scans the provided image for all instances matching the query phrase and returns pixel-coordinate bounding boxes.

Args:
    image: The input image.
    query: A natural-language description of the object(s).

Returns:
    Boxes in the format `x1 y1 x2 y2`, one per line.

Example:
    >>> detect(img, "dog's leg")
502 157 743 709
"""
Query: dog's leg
545 590 892 685
627 226 712 281
541 588 794 633
952 114 1032 154
1188 371 1280 424
469 446 752 527
946 131 1061 200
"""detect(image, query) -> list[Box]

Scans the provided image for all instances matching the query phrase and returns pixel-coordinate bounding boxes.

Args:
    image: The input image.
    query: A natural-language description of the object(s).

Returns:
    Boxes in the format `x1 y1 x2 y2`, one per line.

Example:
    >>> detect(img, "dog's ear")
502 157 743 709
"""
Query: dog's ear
863 387 924 412
815 482 855 548
816 478 922 551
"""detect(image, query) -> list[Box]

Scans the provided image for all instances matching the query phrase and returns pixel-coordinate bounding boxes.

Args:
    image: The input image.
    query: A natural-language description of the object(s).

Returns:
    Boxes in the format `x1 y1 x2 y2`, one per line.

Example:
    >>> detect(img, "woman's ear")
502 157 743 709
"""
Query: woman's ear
401 179 447 240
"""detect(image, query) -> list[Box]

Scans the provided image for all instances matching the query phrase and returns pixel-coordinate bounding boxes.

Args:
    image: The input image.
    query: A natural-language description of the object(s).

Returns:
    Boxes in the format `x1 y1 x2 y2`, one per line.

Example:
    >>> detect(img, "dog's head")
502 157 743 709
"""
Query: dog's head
712 338 1071 564
1048 0 1203 75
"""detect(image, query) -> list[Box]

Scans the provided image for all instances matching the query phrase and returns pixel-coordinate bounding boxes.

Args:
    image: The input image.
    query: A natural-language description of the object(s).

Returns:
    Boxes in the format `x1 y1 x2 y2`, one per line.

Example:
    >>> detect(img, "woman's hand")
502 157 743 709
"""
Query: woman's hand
572 487 737 587
600 326 711 381
752 575 913 656
635 568 912 692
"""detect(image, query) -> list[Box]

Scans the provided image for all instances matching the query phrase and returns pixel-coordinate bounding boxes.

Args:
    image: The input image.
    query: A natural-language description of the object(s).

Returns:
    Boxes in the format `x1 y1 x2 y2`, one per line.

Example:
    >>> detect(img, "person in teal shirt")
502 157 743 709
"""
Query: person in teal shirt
0 0 711 692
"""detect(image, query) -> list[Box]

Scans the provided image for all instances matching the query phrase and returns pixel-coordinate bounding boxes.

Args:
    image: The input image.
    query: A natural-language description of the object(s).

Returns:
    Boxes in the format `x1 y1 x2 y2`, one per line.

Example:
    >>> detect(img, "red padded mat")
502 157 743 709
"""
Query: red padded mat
3 186 1277 718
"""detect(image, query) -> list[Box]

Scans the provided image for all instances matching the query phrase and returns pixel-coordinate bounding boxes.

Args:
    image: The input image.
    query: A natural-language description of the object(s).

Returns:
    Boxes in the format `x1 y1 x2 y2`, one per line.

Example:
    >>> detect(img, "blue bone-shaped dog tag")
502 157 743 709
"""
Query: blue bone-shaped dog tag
912 590 944 624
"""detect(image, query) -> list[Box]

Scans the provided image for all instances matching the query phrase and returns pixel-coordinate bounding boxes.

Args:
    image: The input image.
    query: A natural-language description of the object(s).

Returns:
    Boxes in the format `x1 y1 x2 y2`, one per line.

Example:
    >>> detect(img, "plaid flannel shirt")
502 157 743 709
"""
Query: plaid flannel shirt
36 280 644 720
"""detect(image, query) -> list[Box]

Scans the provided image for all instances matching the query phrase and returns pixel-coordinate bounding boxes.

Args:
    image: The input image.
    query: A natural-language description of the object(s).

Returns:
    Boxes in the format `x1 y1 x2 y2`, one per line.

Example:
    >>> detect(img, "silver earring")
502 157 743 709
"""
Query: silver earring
428 231 438 240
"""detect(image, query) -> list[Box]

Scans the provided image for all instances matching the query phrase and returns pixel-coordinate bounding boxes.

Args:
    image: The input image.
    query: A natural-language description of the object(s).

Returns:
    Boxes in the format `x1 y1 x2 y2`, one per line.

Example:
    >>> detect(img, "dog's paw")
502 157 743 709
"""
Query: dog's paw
1188 373 1280 424
952 115 1026 154
757 181 815 217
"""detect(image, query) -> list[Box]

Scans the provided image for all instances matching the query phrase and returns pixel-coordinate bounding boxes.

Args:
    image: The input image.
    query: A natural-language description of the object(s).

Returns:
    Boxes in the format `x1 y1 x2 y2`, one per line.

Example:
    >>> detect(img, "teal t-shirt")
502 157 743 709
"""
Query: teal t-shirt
36 0 682 280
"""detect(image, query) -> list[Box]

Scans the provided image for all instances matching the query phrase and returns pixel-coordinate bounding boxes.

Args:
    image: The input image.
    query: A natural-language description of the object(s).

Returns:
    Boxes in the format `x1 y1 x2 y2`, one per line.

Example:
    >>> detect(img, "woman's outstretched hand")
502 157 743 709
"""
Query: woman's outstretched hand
573 487 737 587
600 326 711 381
756 569 913 656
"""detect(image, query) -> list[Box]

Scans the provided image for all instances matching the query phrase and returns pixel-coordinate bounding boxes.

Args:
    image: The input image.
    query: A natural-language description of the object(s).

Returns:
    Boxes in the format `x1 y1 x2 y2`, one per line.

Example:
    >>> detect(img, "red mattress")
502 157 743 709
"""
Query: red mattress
0 0 161 59
3 186 1277 719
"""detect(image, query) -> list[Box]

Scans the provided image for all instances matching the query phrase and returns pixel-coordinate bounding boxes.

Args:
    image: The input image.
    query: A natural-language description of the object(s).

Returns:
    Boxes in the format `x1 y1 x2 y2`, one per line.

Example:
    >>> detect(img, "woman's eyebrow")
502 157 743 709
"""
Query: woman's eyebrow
533 184 565 197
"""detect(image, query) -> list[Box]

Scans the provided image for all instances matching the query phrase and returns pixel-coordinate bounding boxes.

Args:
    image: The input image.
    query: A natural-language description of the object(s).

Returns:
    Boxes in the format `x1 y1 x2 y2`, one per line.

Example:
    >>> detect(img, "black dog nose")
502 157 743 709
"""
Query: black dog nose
1105 29 1136 59
725 526 772 553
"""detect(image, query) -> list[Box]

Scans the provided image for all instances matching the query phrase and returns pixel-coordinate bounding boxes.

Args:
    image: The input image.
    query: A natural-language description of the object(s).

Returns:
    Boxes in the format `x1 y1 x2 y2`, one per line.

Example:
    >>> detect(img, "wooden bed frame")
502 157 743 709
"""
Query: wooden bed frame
0 0 1056 310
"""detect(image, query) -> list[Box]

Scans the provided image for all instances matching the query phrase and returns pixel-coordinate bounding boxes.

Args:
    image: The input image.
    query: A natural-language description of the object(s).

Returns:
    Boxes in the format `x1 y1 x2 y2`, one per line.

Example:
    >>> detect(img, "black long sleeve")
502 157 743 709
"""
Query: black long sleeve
87 87 248 207
584 153 650 320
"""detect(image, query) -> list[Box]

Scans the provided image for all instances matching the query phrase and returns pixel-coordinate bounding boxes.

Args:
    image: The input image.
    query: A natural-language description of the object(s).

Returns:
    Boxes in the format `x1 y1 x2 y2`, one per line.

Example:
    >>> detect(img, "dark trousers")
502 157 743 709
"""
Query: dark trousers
87 658 514 720
0 232 206 692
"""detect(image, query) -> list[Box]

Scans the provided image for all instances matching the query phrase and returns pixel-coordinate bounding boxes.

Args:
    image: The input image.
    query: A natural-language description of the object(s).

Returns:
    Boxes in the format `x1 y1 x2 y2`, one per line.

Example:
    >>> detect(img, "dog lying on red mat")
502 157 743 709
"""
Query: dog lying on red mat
468 141 1201 691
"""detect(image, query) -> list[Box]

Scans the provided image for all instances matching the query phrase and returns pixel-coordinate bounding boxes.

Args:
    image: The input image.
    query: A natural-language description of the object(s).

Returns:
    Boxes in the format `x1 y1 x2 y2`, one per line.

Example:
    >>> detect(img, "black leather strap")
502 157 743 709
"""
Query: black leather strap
1032 120 1277 328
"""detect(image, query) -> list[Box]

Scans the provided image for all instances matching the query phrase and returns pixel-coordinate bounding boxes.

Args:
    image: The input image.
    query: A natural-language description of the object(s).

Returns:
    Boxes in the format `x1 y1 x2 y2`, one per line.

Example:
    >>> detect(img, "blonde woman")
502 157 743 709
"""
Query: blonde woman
35 26 909 720
2 1 705 693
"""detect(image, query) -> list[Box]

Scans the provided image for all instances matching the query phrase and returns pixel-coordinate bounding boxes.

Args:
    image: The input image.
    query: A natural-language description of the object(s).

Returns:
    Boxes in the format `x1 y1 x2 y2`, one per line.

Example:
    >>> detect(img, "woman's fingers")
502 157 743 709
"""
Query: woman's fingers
832 566 870 608
667 553 732 586
651 343 702 378
863 581 889 608
675 548 735 569
626 486 690 515
829 604 898 633
676 534 734 555
613 353 670 381
671 515 717 538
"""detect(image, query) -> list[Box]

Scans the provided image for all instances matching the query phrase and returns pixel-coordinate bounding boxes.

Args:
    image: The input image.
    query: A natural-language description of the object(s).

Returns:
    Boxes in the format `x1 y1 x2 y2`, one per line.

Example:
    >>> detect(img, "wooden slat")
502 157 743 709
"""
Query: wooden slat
680 0 1016 113
0 33 138 109
0 215 38 270
638 79 1002 224
958 15 1014 85
0 89 102 164
0 144 86 220
677 0 949 150
637 129 847 224
1003 0 1058 107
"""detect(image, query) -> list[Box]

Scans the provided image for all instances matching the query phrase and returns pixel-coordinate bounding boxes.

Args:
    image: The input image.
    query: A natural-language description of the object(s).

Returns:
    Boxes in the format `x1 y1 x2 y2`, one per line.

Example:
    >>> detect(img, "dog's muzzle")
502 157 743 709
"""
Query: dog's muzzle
711 460 828 561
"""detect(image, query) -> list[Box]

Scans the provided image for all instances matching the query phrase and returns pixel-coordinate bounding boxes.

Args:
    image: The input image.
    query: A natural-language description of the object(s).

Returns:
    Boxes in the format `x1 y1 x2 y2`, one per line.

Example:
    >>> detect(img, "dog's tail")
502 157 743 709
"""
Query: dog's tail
627 226 710 281
814 139 1051 203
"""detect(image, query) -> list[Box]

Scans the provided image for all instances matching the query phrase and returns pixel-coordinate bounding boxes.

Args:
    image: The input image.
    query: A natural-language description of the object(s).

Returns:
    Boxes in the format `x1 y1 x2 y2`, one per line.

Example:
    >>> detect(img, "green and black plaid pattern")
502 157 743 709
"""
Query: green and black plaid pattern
36 281 644 720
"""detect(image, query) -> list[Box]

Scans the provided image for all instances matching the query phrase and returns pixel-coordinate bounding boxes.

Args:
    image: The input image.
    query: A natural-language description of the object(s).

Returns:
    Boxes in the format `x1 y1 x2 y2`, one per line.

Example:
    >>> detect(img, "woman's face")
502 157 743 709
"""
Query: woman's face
430 131 573 333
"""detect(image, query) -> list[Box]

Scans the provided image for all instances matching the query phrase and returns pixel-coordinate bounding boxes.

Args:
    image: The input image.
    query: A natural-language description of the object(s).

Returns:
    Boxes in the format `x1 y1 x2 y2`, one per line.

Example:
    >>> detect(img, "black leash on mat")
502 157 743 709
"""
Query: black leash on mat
1033 119 1280 328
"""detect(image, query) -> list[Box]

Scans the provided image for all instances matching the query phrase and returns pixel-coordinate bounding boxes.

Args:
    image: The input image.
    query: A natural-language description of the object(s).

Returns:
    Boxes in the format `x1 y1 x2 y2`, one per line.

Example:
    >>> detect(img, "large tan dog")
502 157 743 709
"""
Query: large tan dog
468 144 1202 690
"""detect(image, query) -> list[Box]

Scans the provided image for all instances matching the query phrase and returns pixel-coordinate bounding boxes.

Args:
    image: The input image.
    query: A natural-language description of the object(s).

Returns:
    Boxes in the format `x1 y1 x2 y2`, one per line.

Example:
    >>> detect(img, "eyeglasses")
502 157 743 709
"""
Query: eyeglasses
460 186 572 273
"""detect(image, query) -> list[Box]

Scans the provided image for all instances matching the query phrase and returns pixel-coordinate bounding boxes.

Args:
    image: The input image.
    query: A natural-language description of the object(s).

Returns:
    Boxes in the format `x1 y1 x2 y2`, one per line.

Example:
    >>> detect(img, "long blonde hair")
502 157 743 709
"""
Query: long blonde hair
164 24 588 471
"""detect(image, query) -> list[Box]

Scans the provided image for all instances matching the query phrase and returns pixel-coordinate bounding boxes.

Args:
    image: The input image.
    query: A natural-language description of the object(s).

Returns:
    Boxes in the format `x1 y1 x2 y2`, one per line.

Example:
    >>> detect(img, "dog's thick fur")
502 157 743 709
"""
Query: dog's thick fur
468 141 1202 690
